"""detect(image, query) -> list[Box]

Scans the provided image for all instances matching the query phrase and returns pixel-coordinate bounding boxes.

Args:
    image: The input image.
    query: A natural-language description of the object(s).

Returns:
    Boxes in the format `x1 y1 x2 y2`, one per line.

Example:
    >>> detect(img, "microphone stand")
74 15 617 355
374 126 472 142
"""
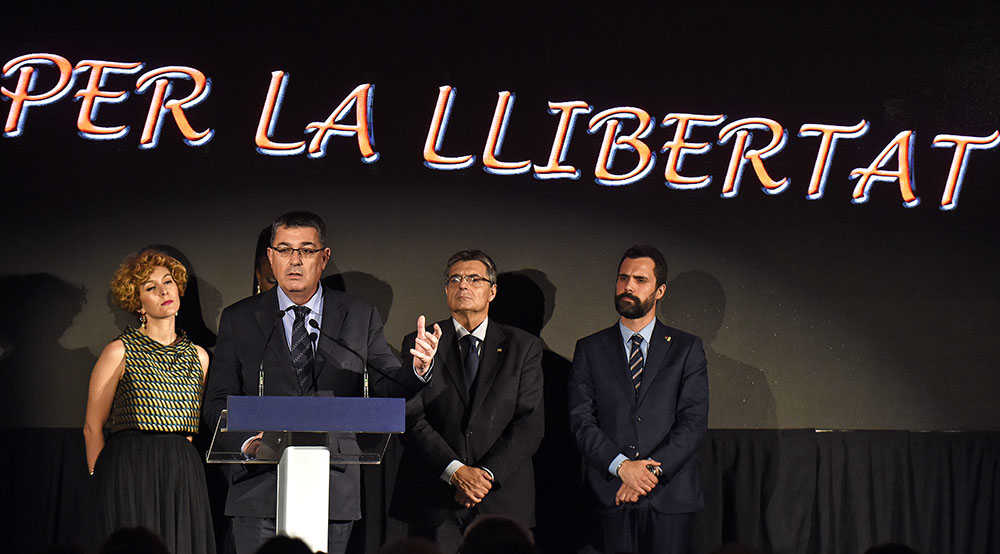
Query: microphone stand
259 307 291 396
310 318 398 398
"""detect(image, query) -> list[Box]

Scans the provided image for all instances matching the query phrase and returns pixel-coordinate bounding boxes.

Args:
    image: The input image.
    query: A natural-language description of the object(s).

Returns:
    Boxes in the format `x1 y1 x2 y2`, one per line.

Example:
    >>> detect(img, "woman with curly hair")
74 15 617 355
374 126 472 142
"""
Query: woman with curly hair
83 249 215 554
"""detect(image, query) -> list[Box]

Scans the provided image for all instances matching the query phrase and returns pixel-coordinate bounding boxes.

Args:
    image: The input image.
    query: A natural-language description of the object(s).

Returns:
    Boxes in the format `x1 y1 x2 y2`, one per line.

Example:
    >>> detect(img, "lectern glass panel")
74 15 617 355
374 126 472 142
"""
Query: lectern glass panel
206 409 393 465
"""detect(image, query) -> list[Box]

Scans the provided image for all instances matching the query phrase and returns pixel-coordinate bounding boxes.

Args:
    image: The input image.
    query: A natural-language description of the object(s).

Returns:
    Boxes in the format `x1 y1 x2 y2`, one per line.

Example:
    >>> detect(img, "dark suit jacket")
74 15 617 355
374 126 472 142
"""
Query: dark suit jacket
202 285 425 520
390 318 544 528
568 320 708 514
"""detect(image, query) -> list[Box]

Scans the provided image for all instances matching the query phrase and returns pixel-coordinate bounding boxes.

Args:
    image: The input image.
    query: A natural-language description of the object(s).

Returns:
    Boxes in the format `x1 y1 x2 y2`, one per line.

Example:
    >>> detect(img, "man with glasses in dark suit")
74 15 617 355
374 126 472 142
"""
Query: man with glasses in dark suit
203 211 442 554
391 249 544 552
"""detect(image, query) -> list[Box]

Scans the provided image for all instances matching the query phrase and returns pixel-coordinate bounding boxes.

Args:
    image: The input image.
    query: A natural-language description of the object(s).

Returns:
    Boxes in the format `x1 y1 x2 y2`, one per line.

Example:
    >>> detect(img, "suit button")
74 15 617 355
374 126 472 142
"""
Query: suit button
636 416 642 423
466 431 472 438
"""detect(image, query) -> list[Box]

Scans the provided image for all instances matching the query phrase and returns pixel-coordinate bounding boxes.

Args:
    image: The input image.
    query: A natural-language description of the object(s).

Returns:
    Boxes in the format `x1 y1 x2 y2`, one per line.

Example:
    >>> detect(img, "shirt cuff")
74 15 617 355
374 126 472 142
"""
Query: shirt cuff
441 459 464 483
413 359 434 382
481 466 494 481
608 453 629 477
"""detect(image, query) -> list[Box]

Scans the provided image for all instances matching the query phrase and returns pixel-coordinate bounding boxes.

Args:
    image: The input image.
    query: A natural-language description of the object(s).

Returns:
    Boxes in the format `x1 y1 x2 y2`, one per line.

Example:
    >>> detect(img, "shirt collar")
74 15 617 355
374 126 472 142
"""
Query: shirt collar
453 316 488 343
276 284 324 317
619 318 655 345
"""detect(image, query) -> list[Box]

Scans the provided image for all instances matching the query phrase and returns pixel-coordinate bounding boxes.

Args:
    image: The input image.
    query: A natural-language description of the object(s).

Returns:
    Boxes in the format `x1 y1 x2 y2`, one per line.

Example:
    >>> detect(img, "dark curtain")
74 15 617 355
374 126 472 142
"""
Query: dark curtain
6 429 997 554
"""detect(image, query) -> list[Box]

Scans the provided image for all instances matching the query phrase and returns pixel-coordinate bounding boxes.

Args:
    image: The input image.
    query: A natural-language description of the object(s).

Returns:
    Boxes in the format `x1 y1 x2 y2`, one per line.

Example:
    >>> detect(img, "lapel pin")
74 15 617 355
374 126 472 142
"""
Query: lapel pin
497 347 503 352
665 336 672 342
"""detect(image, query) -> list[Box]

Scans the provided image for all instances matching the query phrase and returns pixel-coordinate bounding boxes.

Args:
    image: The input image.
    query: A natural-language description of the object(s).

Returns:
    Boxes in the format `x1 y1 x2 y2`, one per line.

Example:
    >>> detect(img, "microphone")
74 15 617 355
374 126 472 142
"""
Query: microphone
307 331 319 392
259 308 291 396
308 318 373 398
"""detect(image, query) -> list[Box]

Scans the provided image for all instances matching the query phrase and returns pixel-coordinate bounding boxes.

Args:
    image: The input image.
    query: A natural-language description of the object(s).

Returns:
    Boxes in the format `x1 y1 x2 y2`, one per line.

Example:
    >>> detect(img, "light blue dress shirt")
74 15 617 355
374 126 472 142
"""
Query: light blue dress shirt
608 318 656 476
276 285 323 352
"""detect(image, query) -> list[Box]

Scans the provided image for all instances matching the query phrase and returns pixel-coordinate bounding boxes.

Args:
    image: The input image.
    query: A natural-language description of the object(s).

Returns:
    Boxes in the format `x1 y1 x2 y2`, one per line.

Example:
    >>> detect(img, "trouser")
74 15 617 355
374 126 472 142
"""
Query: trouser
600 509 693 554
231 516 354 554
408 508 479 553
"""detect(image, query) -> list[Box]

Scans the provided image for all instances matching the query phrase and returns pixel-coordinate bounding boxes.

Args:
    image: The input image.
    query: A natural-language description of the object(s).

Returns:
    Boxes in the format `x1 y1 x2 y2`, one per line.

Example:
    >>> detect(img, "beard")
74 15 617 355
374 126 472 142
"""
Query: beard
615 292 655 319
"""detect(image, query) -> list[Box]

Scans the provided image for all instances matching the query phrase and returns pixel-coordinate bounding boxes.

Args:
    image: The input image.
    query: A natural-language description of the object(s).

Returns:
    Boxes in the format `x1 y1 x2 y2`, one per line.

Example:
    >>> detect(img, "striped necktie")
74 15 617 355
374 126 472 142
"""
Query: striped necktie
628 333 644 396
290 305 315 394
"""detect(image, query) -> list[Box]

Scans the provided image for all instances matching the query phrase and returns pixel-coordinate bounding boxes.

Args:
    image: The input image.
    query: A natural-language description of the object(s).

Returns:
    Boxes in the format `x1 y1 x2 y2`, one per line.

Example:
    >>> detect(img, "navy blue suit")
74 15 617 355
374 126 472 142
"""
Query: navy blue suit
569 320 708 551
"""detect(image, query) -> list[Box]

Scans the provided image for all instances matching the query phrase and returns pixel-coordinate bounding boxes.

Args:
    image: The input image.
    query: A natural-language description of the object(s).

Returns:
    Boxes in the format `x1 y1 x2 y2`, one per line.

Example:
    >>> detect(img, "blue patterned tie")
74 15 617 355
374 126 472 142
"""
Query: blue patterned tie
628 333 644 396
290 306 315 394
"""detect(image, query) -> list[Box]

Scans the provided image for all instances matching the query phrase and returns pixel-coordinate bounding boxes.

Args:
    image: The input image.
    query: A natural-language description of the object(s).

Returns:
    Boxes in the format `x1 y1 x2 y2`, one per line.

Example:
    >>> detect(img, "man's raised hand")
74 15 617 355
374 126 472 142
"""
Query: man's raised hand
411 315 442 375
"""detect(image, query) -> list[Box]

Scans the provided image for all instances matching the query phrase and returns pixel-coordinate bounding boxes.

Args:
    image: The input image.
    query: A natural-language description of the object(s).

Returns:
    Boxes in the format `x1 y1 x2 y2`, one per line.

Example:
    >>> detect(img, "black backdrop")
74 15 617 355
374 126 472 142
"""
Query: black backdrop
2 4 999 553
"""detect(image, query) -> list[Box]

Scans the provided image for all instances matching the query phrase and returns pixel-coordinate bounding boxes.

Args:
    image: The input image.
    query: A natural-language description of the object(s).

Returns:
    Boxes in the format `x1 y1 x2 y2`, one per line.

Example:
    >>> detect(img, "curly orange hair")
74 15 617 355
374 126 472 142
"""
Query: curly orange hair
110 250 188 312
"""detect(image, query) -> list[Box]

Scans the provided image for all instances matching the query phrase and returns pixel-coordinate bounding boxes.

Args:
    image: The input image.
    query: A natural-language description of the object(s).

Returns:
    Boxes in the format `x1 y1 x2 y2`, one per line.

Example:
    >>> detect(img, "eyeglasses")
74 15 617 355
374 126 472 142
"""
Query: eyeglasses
269 245 324 259
446 274 494 286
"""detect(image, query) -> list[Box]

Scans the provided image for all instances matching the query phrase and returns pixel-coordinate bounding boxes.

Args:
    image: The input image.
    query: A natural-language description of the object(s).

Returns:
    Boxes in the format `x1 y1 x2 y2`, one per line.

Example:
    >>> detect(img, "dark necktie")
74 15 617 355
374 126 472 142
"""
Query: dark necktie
290 306 315 394
462 334 480 393
628 333 644 396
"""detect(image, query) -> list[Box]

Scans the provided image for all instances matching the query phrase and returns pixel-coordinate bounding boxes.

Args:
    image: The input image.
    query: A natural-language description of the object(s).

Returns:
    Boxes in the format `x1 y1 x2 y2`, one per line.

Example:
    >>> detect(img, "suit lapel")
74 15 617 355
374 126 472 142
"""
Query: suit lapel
253 289 295 388
315 286 345 382
637 319 673 407
437 321 470 407
599 325 635 403
468 322 507 418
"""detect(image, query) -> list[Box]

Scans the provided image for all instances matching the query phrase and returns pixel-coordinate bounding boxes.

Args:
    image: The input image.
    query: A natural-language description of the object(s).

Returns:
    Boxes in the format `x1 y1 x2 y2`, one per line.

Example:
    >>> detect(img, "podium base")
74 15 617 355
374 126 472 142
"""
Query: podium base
276 446 330 552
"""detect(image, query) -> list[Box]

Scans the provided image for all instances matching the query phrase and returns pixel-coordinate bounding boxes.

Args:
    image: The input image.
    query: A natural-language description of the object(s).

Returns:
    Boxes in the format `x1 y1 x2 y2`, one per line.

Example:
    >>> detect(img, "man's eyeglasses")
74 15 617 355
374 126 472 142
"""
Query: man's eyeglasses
269 245 324 259
446 274 494 287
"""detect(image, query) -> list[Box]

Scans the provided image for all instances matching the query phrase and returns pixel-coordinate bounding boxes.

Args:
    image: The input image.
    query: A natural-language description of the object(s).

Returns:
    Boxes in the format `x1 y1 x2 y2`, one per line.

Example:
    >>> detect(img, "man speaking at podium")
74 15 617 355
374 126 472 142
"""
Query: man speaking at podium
203 211 441 554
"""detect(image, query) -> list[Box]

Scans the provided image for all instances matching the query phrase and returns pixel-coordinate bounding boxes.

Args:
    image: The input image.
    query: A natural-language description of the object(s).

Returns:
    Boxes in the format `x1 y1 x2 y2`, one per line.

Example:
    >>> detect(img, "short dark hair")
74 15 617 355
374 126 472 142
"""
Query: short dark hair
459 515 535 554
255 536 313 554
445 249 498 284
271 211 328 247
98 526 169 554
618 244 667 286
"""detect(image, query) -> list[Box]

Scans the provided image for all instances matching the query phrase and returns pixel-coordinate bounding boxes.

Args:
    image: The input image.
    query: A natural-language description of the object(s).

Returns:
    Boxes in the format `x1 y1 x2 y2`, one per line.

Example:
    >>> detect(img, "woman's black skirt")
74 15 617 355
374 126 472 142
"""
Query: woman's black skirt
94 430 215 554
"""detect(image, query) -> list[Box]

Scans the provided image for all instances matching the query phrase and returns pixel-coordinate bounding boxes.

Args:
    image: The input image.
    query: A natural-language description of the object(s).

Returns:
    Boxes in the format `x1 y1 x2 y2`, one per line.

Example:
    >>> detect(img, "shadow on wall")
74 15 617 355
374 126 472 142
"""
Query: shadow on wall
324 271 395 333
662 270 777 429
107 245 223 349
490 269 596 554
663 272 782 553
0 273 96 427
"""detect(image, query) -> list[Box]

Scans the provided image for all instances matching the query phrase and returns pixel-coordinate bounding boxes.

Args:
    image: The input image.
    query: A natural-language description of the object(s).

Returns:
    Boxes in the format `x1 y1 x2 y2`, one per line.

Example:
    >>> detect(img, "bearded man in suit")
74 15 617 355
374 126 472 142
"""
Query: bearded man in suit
569 244 709 554
391 249 544 552
203 211 441 554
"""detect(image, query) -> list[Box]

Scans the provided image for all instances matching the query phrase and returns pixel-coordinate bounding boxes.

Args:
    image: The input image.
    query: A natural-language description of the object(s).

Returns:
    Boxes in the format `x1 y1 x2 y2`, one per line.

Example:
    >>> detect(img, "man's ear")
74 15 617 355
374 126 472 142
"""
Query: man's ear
655 283 667 301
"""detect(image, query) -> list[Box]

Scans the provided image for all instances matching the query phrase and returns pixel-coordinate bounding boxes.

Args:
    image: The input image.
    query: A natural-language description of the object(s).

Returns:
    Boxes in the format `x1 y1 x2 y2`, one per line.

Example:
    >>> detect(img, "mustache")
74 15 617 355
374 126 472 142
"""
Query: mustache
615 292 640 303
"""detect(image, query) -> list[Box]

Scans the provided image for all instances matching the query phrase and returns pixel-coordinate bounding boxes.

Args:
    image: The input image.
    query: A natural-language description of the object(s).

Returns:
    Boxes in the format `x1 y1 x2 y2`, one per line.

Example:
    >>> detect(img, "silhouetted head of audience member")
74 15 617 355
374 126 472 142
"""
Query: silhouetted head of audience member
458 515 536 554
378 536 443 554
98 526 169 554
864 543 920 554
254 535 313 554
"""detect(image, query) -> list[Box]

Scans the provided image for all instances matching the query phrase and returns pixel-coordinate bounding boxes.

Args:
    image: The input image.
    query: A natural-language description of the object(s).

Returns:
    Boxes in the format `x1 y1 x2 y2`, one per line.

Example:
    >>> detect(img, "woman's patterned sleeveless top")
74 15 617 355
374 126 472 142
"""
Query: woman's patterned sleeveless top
108 327 203 433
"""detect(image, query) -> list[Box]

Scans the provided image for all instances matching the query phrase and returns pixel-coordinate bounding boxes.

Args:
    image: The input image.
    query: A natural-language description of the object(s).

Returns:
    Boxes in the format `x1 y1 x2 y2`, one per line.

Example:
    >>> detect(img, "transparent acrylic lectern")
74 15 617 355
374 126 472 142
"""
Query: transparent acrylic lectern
207 396 403 553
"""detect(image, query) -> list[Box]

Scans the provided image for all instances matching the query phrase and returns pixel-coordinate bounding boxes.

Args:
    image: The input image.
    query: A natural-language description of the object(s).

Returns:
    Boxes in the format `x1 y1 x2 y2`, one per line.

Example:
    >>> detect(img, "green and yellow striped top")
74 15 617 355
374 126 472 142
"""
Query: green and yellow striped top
108 327 203 434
